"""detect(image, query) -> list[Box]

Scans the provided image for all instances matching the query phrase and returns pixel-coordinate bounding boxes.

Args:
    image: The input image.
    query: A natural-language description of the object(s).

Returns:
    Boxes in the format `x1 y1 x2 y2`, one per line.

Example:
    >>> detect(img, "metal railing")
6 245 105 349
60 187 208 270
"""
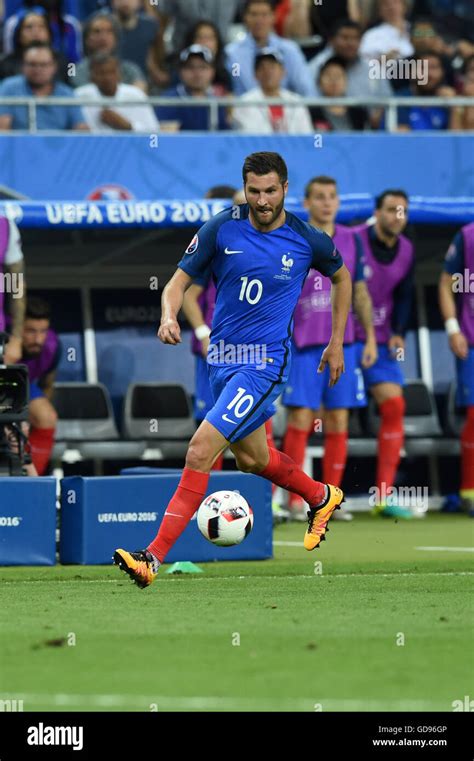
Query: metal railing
0 95 473 132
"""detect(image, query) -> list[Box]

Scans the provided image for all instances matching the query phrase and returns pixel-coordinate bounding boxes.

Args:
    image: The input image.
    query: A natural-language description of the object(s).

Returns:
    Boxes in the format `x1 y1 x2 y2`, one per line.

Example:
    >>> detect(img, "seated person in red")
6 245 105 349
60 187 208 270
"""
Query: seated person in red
20 297 61 475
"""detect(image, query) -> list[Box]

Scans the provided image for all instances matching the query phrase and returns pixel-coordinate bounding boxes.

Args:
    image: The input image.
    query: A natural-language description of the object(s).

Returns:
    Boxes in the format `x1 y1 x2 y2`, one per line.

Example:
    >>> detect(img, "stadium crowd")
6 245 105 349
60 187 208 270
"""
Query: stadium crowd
0 0 472 131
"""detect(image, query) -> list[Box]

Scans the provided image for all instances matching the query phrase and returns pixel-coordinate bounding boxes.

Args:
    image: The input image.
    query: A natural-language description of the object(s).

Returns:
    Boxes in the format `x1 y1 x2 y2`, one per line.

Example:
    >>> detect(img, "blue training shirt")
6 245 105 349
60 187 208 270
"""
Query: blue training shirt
178 204 344 372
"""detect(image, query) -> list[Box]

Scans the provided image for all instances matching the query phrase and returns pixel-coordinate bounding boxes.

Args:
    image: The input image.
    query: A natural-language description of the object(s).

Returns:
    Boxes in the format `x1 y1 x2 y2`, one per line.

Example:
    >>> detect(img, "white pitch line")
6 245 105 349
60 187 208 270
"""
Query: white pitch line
415 546 474 553
1 571 473 585
274 541 301 547
0 692 447 712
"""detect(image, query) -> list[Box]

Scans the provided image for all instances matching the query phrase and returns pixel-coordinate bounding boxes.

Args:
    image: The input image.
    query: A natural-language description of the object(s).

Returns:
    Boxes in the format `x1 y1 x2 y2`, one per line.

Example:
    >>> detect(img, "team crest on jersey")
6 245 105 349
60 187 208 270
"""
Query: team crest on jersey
185 234 199 255
274 253 294 281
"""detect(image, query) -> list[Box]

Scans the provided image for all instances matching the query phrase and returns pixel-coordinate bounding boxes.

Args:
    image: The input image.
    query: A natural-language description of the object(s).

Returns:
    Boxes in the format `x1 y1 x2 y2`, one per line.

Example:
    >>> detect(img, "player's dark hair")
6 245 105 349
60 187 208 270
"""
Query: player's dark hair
305 176 337 198
375 189 409 209
329 18 361 38
242 152 288 185
244 0 275 15
205 185 237 199
22 40 56 61
89 52 119 69
25 297 51 321
318 55 348 81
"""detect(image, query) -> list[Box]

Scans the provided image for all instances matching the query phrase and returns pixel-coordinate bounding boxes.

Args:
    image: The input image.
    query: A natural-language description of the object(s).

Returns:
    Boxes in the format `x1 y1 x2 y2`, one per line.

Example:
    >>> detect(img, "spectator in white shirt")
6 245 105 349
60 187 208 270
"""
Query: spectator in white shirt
75 53 159 133
233 47 313 134
360 0 414 60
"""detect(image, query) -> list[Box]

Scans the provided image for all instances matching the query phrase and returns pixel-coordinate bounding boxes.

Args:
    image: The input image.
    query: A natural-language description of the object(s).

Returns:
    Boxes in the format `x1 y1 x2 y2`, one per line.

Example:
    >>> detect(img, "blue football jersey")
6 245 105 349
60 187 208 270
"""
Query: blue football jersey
178 204 344 372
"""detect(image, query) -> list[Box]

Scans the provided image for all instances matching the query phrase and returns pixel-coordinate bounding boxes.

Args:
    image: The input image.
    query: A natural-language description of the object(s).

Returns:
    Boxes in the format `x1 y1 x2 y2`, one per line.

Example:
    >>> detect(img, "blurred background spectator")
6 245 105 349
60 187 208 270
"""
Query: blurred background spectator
72 11 146 90
155 44 230 131
311 55 369 130
182 20 232 94
3 0 83 63
225 0 315 95
451 55 474 129
275 0 362 43
111 0 165 89
75 52 159 132
0 7 69 82
0 41 88 130
233 47 313 132
360 0 414 60
410 0 474 54
395 51 457 130
156 0 244 52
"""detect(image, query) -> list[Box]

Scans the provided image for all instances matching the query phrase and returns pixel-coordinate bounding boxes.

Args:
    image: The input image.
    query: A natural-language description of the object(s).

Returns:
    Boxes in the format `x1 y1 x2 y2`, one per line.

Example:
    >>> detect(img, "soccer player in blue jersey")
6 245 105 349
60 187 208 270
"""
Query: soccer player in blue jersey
114 152 352 588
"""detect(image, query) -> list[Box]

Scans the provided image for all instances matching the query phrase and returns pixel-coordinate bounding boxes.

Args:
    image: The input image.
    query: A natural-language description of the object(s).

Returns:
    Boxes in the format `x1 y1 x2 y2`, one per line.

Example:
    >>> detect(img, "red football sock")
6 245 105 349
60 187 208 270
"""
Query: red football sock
264 419 276 493
147 468 209 563
323 431 348 487
282 424 311 505
212 453 224 471
265 418 276 450
461 405 474 491
28 426 55 475
376 396 405 495
259 447 326 506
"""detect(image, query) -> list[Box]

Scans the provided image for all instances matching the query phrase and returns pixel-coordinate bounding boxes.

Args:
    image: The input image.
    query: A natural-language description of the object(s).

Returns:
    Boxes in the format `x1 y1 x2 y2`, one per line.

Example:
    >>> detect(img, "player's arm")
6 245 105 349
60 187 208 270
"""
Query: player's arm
439 233 468 359
158 268 193 345
352 235 377 368
162 212 222 345
319 264 352 386
182 283 211 358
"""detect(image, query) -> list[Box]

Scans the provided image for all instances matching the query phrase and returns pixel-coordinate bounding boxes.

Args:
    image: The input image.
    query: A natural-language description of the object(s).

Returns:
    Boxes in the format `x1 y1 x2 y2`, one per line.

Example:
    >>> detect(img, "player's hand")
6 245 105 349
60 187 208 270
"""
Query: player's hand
361 337 378 368
3 336 22 365
318 341 345 387
388 335 404 358
201 335 210 358
449 331 468 359
158 318 181 345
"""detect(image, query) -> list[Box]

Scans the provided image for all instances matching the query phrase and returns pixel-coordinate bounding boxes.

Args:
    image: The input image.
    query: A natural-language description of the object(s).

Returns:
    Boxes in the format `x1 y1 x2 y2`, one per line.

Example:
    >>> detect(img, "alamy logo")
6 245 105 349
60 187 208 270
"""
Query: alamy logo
0 699 23 711
27 723 84 751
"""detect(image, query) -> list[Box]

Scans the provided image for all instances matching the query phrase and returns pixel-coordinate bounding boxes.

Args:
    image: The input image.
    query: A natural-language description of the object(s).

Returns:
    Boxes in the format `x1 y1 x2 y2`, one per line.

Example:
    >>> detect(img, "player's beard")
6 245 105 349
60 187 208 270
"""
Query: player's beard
252 197 285 228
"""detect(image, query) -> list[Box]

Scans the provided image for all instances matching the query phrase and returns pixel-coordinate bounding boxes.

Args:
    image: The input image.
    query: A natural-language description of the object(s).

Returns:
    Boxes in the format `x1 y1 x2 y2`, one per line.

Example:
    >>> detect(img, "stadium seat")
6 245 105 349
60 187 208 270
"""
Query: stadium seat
52 382 146 460
446 380 466 437
367 380 442 439
123 383 195 458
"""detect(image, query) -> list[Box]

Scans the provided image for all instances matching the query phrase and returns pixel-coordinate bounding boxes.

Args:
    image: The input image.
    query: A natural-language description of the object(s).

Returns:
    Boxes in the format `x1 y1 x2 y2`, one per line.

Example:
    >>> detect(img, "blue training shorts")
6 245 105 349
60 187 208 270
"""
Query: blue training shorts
282 342 366 410
29 381 44 401
456 347 474 406
355 341 405 389
205 362 286 443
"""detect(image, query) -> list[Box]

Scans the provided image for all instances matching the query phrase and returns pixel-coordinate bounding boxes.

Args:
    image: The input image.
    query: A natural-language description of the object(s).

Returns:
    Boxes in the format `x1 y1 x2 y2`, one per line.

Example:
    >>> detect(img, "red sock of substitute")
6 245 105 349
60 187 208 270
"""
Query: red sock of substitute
461 405 474 492
376 396 405 493
147 468 209 563
323 431 348 487
28 427 55 475
259 447 326 506
212 453 224 471
282 424 311 504
264 420 276 493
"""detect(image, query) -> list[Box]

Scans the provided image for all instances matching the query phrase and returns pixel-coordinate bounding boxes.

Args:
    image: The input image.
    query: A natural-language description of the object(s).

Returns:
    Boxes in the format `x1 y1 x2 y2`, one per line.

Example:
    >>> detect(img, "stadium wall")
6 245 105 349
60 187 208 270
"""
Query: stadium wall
0 134 473 200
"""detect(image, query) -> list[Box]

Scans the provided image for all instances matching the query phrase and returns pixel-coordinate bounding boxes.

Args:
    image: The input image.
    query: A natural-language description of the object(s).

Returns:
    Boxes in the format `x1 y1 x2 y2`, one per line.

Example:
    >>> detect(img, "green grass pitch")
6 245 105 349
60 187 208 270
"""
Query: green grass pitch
1 514 473 712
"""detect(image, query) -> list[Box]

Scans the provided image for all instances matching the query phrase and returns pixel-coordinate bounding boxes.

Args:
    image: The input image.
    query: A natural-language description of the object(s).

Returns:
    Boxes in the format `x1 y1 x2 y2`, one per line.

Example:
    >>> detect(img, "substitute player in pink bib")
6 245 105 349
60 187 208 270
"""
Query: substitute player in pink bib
281 176 377 520
439 222 474 515
354 190 415 518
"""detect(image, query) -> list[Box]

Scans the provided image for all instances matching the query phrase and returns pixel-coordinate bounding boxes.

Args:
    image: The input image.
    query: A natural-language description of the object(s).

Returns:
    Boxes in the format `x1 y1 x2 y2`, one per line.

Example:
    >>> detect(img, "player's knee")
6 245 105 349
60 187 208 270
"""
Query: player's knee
235 452 268 474
185 440 212 472
30 403 58 429
379 395 405 422
287 407 313 431
324 409 348 432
